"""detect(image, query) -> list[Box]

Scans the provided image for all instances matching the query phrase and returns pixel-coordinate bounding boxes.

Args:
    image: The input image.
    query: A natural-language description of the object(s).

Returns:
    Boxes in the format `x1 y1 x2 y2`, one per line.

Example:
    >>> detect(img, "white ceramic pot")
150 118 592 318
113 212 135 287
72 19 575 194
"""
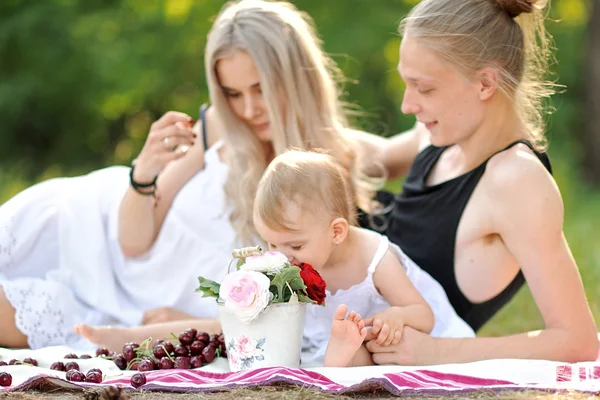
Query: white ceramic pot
219 302 306 371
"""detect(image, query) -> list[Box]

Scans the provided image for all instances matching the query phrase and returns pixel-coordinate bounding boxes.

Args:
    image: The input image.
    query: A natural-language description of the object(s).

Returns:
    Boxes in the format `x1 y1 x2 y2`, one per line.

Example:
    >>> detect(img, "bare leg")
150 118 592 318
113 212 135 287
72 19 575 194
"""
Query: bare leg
74 319 221 353
323 304 369 367
0 287 28 348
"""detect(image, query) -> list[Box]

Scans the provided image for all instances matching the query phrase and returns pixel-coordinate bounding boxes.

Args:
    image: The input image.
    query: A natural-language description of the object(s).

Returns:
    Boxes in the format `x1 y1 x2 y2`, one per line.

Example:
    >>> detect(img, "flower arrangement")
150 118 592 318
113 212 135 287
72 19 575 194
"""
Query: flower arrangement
196 246 326 324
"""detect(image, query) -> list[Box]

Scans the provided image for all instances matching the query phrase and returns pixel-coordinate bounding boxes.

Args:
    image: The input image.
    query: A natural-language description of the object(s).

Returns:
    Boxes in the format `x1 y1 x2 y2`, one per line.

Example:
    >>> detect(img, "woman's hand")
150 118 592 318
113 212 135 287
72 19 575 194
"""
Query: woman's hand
366 326 439 365
364 308 405 346
132 111 196 183
141 307 196 325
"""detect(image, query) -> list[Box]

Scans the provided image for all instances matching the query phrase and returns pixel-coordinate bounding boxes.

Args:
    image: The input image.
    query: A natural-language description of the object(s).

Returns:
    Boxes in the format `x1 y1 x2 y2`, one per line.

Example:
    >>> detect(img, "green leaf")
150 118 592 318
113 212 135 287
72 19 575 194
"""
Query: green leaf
236 257 245 271
195 276 221 299
297 293 315 304
269 266 306 304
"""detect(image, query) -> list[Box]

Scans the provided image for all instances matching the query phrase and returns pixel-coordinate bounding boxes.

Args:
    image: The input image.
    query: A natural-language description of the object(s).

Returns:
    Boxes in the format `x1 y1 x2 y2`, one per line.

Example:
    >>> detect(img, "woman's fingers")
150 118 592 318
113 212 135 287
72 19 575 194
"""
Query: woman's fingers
150 111 194 131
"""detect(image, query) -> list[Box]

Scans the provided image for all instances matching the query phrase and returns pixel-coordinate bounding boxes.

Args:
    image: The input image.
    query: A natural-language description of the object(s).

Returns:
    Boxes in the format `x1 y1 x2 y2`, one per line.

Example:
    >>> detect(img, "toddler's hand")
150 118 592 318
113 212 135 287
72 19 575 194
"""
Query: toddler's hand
364 308 404 346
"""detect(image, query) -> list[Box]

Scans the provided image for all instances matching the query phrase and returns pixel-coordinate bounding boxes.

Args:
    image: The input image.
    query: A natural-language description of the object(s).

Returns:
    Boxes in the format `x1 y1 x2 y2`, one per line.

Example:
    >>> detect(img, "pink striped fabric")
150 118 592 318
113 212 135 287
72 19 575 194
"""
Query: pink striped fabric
4 364 600 396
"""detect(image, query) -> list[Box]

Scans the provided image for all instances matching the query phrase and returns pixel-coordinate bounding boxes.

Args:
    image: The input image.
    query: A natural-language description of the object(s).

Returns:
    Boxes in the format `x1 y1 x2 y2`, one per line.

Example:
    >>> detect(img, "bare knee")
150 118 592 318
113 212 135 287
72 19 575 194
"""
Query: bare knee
0 287 29 348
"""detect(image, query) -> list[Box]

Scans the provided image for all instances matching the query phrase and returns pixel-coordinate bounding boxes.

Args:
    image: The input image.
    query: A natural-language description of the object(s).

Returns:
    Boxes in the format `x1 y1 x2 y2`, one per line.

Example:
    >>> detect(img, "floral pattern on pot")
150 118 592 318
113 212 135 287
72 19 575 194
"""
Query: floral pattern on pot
226 335 266 370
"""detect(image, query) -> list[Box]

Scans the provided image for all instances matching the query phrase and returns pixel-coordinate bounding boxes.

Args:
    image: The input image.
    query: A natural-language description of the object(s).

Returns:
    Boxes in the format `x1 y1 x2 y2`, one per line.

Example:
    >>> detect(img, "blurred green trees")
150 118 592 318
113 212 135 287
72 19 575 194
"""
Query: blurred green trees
0 0 594 182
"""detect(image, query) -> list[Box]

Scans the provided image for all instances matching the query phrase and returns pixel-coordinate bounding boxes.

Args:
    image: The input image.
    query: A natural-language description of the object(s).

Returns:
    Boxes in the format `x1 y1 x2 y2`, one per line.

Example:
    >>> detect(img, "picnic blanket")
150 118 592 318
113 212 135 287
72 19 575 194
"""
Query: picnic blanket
1 346 599 396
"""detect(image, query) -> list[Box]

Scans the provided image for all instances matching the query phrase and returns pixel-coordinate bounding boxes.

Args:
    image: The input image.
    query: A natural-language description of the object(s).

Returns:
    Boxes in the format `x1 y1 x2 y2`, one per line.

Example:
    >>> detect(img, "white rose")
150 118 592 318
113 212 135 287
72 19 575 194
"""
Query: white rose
219 270 272 324
240 251 289 275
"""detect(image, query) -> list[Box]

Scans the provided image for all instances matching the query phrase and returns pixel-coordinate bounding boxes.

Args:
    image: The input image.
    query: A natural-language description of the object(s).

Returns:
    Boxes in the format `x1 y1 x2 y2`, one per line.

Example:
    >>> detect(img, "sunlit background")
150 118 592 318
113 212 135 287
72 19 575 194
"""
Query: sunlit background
0 0 598 336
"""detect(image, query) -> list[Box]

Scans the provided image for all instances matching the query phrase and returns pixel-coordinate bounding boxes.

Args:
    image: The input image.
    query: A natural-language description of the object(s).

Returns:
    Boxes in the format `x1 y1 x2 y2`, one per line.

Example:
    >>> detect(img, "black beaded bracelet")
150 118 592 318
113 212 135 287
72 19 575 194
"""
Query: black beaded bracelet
129 165 157 196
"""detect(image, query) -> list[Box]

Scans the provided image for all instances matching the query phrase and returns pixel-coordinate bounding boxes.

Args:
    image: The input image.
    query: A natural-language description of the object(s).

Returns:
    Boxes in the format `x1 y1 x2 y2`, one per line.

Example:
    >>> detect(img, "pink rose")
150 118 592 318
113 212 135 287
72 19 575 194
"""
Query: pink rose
219 270 271 323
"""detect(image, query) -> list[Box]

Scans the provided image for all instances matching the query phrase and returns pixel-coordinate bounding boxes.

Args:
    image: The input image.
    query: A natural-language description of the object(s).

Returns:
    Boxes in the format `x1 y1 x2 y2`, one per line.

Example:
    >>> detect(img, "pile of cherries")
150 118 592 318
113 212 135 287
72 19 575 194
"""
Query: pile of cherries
0 329 227 388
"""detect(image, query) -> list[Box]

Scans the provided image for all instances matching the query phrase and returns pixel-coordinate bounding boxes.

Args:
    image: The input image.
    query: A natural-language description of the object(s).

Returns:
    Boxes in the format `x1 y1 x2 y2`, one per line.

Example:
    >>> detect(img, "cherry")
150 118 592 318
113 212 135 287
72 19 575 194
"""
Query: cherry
161 341 175 355
87 368 103 375
178 332 194 346
189 340 205 356
137 358 155 372
0 361 7 367
64 361 80 372
184 328 197 339
196 332 210 344
64 353 78 359
202 346 216 363
66 370 85 382
95 348 110 357
158 357 173 370
85 371 102 384
122 343 139 362
8 359 20 365
0 372 12 387
50 361 65 371
80 354 92 359
209 334 220 344
113 355 127 370
174 356 191 369
173 345 189 357
130 372 146 388
23 357 38 366
153 345 167 359
190 356 203 369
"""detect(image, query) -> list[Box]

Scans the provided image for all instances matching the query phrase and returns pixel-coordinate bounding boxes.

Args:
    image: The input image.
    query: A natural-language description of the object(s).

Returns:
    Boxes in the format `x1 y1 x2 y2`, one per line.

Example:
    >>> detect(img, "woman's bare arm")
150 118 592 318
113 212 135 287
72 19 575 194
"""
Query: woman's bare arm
368 151 598 364
118 112 205 257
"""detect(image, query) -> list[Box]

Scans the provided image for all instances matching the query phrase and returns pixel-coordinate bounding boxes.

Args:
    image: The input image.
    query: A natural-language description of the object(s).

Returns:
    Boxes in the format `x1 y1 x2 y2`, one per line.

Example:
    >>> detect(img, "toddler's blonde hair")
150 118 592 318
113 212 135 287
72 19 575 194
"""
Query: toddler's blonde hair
254 149 355 231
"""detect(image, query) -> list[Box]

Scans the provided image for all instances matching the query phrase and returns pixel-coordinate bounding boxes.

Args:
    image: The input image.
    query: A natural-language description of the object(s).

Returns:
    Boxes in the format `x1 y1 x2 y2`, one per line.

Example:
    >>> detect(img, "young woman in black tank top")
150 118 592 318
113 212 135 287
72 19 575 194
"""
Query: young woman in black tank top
363 0 597 365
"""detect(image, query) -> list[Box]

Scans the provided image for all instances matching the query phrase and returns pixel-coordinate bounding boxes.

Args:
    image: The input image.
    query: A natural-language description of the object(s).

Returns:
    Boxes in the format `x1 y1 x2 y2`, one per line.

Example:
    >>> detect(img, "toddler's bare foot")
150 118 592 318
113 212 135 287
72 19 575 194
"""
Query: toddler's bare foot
323 304 368 367
74 324 136 354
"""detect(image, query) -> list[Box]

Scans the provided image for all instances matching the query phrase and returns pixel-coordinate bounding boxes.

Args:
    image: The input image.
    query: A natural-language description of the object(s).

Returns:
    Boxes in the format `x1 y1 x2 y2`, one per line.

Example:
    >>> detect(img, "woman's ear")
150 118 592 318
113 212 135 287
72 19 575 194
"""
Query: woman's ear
478 67 499 101
330 217 349 245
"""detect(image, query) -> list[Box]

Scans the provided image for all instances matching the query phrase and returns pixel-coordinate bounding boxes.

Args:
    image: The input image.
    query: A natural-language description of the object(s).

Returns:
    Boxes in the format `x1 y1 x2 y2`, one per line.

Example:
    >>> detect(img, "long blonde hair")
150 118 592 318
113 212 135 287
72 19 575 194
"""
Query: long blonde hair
255 150 356 232
400 0 554 151
205 0 373 244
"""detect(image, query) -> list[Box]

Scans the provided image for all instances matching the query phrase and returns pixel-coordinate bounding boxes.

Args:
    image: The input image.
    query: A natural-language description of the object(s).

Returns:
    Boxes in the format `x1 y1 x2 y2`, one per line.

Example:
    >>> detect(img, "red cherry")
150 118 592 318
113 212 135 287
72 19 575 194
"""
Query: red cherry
122 343 139 362
196 332 210 344
153 345 167 359
201 346 216 363
85 371 102 384
178 332 194 346
50 362 65 371
23 357 38 366
184 328 198 339
113 355 127 370
66 370 85 382
189 340 205 356
130 372 146 388
64 361 80 371
0 372 12 387
190 356 203 368
137 358 155 372
158 357 173 370
174 356 191 369
95 348 110 357
173 345 189 357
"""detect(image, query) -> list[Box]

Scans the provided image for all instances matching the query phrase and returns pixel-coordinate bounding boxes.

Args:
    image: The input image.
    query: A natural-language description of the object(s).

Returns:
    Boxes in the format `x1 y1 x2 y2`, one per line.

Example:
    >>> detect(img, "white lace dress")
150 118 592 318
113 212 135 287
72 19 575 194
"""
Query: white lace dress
0 142 237 349
302 233 475 365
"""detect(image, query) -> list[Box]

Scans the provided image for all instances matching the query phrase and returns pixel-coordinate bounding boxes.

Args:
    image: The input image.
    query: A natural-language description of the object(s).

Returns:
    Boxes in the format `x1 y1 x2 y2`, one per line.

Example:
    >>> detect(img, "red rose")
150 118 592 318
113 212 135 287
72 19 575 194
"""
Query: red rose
298 263 326 305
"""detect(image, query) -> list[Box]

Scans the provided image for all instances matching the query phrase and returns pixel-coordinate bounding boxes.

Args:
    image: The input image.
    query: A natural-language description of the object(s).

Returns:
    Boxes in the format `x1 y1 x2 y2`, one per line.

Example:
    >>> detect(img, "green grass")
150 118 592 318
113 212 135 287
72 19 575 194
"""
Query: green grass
1 153 599 337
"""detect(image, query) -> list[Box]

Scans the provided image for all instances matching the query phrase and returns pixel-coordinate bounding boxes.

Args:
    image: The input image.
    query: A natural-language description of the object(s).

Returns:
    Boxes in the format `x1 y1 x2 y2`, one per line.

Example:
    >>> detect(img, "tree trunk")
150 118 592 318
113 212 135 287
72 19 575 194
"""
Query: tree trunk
582 0 600 185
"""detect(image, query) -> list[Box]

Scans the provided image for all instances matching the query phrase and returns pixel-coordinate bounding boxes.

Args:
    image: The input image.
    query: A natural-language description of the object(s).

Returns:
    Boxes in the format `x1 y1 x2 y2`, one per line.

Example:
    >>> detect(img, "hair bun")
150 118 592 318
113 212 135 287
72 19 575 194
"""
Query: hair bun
496 0 536 18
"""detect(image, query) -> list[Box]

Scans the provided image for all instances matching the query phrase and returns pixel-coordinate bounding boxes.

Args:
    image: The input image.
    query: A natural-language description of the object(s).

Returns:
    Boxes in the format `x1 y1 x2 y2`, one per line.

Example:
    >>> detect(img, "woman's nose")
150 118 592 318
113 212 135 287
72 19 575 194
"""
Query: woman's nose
401 88 420 115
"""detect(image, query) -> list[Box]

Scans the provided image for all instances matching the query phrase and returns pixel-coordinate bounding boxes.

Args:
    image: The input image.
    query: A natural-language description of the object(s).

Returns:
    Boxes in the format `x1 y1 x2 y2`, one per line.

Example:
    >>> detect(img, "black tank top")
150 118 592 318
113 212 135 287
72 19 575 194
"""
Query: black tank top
385 140 552 331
